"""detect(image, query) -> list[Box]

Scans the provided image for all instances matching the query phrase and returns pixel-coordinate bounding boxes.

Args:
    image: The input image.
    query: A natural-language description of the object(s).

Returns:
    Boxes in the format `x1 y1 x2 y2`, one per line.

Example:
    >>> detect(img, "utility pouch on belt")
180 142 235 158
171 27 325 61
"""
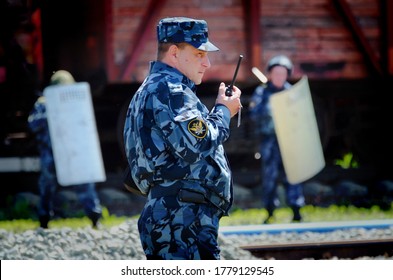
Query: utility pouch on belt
178 189 207 204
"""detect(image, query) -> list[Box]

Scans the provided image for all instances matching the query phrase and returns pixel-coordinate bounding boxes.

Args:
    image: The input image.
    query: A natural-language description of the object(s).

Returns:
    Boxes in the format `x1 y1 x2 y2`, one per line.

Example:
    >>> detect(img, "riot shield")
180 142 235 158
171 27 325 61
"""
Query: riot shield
43 82 106 186
270 76 325 184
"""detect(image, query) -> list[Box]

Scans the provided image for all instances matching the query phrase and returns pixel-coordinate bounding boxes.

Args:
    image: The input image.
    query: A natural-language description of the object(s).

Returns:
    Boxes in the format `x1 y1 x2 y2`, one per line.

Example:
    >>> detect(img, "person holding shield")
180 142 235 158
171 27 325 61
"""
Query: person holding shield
28 70 102 229
249 55 305 223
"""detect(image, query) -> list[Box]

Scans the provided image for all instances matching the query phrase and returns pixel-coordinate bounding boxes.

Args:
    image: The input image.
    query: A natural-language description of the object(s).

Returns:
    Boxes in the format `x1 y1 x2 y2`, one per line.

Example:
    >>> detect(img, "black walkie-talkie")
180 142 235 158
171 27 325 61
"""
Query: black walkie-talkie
225 54 243 127
225 54 243 96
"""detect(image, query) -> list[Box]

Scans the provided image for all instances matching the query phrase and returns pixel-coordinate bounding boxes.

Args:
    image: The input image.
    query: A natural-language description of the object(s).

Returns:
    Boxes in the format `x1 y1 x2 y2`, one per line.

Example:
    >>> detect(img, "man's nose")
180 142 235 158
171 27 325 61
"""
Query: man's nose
202 56 211 68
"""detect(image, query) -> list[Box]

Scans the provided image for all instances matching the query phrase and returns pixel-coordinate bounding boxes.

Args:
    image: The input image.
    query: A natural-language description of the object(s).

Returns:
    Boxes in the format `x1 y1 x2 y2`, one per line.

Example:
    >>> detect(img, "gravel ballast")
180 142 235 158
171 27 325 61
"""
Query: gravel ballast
1 219 392 260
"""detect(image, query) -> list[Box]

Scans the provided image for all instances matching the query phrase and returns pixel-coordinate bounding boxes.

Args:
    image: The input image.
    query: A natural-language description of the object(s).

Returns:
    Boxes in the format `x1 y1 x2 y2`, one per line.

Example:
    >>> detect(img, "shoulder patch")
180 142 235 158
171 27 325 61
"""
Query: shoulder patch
188 118 208 139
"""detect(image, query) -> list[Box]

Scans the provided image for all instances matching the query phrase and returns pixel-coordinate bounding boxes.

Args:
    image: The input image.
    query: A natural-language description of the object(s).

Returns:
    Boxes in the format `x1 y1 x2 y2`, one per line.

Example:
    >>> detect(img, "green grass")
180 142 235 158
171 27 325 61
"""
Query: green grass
220 204 393 226
0 208 133 232
0 204 392 233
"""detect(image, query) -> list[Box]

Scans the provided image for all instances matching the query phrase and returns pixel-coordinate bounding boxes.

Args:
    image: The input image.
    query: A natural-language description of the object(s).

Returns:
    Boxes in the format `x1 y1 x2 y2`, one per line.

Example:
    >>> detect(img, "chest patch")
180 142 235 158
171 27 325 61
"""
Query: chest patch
188 119 208 139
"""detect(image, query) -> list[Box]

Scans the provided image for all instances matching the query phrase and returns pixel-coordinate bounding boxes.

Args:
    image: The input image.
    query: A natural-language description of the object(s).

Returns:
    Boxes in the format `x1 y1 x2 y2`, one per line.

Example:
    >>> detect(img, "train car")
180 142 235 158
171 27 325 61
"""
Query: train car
1 0 392 210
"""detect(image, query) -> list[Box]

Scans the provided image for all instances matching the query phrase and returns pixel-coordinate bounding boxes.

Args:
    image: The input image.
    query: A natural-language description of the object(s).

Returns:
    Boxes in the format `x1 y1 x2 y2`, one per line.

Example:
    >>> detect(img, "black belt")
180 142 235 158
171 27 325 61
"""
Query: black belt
149 184 181 198
148 184 228 212
149 185 206 203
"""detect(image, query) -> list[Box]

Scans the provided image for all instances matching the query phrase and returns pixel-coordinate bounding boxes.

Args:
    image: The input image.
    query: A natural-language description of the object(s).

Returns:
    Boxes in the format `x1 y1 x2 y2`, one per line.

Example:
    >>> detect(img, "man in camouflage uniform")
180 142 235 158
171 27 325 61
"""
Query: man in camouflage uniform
123 17 242 259
249 55 305 223
28 70 102 228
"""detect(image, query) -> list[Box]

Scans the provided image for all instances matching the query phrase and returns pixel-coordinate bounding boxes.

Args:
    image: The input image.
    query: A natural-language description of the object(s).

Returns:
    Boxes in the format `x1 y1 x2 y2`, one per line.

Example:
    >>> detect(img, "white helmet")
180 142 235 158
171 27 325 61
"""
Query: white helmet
267 55 293 76
50 70 75 85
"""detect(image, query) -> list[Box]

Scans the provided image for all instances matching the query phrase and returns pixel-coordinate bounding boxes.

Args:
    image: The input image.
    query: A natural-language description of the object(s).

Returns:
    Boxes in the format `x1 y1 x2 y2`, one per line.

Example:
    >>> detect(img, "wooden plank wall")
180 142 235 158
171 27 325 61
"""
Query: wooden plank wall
108 0 381 82
260 0 380 79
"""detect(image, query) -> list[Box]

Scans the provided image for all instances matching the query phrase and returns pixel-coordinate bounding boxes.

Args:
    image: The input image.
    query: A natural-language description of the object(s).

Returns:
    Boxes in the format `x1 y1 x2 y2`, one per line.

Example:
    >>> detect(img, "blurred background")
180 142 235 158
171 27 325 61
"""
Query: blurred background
1 0 392 220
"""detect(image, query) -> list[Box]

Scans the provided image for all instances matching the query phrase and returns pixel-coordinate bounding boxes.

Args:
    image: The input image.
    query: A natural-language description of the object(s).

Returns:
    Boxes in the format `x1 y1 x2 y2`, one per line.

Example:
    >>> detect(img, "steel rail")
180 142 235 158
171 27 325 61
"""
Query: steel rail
240 238 393 260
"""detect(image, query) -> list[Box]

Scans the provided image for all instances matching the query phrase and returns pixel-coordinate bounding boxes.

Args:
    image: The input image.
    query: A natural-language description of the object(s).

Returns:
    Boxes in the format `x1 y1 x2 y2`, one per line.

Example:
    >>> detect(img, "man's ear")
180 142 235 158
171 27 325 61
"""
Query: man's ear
161 44 179 66
168 44 178 59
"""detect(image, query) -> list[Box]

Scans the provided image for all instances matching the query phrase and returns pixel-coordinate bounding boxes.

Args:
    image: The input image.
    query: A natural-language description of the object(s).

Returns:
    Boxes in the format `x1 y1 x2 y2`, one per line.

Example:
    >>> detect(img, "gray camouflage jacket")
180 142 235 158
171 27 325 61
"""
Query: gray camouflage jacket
123 61 233 214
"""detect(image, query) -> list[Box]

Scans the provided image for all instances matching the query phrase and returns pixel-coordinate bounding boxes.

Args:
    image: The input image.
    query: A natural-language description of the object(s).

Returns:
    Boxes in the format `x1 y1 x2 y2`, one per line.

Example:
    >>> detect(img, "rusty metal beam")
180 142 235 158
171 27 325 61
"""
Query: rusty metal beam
242 0 262 72
119 0 167 81
332 0 382 75
104 0 116 81
386 0 393 76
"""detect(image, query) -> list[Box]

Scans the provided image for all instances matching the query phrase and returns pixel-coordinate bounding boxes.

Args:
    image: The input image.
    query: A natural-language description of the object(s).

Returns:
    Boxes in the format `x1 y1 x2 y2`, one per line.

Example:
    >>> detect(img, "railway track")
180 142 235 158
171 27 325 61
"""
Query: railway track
220 219 393 259
240 238 393 259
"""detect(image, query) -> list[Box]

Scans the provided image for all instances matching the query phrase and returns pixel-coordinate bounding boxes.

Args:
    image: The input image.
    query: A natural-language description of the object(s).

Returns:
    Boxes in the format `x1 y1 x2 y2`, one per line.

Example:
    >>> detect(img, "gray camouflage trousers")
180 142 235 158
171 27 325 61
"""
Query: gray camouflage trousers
138 192 222 260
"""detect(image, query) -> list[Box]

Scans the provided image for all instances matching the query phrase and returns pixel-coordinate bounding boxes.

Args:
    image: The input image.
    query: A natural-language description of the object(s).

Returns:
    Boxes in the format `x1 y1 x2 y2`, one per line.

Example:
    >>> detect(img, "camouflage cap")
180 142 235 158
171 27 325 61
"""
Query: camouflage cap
157 17 219 52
